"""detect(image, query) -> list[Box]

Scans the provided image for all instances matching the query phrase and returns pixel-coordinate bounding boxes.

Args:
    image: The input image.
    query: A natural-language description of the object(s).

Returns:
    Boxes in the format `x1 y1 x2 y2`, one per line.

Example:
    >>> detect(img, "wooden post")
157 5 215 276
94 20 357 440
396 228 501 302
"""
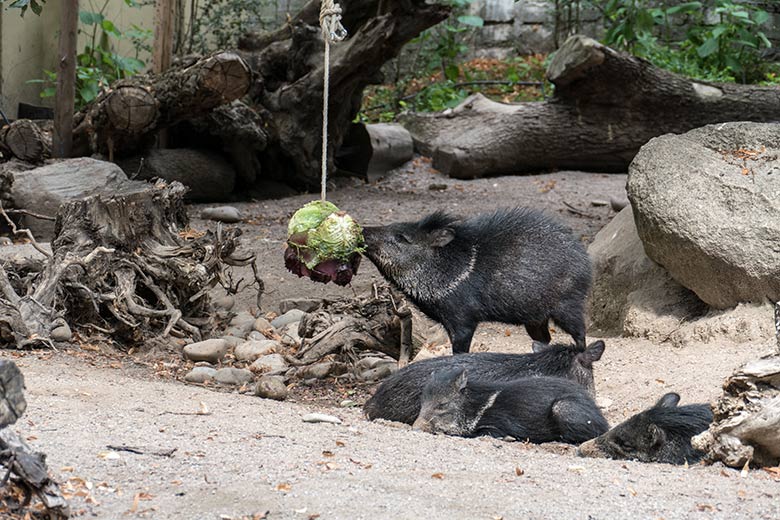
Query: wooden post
153 0 175 74
153 0 175 148
52 0 78 158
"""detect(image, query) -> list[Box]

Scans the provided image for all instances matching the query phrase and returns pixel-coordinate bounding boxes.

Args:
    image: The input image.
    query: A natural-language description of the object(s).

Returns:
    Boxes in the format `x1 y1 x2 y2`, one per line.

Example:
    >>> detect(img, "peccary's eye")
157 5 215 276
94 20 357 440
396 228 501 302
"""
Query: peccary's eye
616 437 633 451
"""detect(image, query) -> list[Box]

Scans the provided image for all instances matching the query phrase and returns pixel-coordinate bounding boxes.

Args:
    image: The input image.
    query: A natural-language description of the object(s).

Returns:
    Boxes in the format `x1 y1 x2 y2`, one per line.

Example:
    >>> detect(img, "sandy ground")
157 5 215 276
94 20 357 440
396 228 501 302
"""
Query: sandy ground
4 161 780 518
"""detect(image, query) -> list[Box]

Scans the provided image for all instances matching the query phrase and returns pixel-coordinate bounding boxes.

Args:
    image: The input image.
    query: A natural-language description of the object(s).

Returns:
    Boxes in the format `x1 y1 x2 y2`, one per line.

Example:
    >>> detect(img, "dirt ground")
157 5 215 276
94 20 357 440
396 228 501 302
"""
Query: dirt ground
4 160 780 519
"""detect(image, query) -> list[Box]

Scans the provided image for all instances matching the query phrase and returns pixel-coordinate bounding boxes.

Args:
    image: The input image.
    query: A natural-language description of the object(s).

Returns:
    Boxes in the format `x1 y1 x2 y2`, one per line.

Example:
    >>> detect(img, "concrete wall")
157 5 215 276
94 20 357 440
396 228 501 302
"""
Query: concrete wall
0 1 155 119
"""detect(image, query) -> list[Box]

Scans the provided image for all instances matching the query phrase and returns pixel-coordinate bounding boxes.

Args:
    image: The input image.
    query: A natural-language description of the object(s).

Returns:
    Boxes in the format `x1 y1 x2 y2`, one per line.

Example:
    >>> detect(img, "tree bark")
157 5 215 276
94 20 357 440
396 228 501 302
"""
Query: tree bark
0 120 51 163
52 0 78 158
402 35 780 179
71 51 252 158
239 0 450 188
0 181 260 347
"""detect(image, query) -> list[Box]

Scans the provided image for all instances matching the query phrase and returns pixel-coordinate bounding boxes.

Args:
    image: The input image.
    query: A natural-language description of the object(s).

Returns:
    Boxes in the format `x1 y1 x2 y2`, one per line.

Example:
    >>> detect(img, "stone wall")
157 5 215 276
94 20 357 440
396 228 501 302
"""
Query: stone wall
469 0 780 56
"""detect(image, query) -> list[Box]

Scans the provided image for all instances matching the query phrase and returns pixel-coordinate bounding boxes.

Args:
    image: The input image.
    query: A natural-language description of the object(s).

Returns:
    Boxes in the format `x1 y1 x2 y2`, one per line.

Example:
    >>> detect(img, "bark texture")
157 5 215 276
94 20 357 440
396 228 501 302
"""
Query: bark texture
403 35 780 178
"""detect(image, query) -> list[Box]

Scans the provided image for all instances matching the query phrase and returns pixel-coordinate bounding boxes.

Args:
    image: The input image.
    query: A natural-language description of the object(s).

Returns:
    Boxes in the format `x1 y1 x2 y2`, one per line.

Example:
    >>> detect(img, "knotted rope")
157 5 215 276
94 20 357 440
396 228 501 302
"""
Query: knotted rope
319 0 347 201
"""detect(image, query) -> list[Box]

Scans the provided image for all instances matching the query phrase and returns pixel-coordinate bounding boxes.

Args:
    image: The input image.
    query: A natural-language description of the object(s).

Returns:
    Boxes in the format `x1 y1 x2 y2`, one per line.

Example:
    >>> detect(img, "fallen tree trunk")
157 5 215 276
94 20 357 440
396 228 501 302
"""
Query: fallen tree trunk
0 180 261 348
240 0 450 188
336 123 414 181
403 35 780 178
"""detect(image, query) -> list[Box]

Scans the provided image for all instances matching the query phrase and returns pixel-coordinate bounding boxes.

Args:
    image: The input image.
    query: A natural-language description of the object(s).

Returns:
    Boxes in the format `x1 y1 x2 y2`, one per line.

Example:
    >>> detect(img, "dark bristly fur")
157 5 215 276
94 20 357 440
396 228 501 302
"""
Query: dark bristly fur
578 392 713 465
362 207 592 353
364 341 605 424
413 369 609 444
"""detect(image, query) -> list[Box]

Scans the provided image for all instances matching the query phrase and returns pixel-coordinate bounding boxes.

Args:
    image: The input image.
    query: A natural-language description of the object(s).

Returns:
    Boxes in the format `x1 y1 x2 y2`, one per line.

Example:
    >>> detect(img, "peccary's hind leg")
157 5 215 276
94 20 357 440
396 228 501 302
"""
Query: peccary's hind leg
551 300 587 349
551 398 609 444
524 321 551 345
448 325 476 354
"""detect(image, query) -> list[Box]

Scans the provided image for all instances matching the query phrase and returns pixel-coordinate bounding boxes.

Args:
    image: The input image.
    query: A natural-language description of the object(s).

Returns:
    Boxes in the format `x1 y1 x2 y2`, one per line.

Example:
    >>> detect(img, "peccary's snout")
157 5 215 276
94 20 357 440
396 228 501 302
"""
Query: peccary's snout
576 438 604 458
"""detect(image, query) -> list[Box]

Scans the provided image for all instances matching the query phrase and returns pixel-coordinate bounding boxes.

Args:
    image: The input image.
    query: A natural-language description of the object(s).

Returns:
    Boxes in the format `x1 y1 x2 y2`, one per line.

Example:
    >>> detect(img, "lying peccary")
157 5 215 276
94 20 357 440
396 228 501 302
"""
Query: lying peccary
577 393 713 465
364 340 605 424
413 368 609 443
362 208 592 353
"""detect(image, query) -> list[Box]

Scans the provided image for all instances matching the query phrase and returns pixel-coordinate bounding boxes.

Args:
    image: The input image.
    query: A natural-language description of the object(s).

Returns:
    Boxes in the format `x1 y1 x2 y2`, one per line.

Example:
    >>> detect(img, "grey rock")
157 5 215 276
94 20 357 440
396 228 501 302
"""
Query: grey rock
201 206 242 223
627 122 780 308
253 317 273 332
587 207 705 339
225 311 256 338
184 366 217 384
183 339 228 363
297 362 337 379
10 157 142 240
0 237 12 246
590 199 608 207
234 340 279 362
482 0 514 22
213 294 235 311
271 309 306 329
513 0 553 24
302 413 342 424
254 376 288 401
513 23 555 54
50 323 72 342
246 331 265 341
359 363 397 382
355 356 390 371
214 367 254 386
279 322 302 347
250 354 288 374
279 298 323 314
220 335 244 349
609 196 629 212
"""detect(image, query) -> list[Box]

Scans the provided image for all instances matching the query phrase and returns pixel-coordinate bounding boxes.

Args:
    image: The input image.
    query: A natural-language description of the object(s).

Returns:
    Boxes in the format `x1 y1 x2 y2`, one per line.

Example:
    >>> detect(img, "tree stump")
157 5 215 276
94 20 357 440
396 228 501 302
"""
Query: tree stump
290 284 422 367
0 120 51 163
0 180 260 347
403 35 780 178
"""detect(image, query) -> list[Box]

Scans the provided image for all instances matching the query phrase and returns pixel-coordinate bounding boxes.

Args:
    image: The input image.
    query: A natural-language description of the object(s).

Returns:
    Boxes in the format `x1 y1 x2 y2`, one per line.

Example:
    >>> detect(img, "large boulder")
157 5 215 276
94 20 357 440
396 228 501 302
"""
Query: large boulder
587 206 705 339
10 158 142 240
627 122 780 309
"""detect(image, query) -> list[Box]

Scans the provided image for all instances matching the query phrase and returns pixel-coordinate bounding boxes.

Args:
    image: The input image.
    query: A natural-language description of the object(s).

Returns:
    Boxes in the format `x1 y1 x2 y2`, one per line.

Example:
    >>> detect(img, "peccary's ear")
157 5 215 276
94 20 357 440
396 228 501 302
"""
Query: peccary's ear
647 423 667 449
655 393 680 408
428 228 455 248
577 340 605 366
455 368 468 392
531 341 549 353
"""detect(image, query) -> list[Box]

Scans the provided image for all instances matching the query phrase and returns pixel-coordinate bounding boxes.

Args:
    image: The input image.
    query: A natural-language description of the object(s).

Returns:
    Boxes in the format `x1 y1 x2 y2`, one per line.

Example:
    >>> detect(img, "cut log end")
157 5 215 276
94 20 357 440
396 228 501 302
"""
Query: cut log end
200 52 252 102
2 119 51 162
546 35 606 86
105 86 158 133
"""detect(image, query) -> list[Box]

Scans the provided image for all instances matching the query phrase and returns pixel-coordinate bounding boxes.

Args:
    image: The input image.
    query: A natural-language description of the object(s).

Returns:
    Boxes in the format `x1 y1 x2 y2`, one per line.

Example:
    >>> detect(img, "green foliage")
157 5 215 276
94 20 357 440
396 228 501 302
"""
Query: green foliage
188 0 273 53
0 0 46 16
599 0 777 84
28 0 151 109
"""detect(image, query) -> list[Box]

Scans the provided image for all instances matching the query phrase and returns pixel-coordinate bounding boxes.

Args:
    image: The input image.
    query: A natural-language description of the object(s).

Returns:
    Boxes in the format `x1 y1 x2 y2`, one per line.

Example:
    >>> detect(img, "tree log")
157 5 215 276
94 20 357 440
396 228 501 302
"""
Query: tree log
402 35 780 179
0 120 51 163
0 359 26 428
71 51 252 158
240 0 450 188
692 353 780 468
0 180 261 347
336 123 414 181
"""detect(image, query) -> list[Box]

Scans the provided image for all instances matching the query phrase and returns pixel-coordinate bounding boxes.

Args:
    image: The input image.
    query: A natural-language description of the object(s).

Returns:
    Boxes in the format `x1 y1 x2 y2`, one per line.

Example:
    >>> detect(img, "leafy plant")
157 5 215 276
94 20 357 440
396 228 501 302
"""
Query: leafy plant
598 0 776 84
27 0 151 109
0 0 46 16
187 0 273 54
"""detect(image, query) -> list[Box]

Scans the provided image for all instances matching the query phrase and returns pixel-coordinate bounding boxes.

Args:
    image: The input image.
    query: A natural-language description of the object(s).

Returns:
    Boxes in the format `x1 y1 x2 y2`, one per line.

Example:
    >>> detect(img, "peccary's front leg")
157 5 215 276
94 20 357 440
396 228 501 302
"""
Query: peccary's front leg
524 322 551 345
448 325 476 354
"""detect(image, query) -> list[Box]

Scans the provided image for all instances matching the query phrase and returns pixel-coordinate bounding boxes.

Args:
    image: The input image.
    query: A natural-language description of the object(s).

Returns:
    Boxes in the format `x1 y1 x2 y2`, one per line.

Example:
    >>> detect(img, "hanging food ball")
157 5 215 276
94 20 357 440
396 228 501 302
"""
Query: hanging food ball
284 200 364 286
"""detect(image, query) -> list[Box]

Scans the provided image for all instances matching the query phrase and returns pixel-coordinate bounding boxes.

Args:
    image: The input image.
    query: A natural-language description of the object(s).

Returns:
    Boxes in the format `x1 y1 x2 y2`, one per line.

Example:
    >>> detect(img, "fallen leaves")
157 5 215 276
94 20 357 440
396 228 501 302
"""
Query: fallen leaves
514 467 524 476
275 483 292 493
431 472 444 480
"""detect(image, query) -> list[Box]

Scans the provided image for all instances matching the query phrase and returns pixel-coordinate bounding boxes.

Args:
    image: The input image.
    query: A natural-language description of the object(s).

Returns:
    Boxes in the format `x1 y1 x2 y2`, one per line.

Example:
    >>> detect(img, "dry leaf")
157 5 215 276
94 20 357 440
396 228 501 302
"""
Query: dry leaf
741 460 750 478
335 440 346 447
720 469 731 478
60 466 75 472
322 450 335 457
737 489 746 498
275 483 291 492
431 473 444 480
504 329 511 337
198 402 211 415
696 503 714 512
97 451 121 460
515 467 524 476
627 486 637 496
762 466 780 477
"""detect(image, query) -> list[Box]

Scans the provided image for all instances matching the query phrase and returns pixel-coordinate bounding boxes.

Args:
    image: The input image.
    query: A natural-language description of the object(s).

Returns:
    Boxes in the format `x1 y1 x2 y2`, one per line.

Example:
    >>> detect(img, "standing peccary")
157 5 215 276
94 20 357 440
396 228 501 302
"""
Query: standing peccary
577 393 713 465
362 208 592 354
364 340 605 424
413 369 609 443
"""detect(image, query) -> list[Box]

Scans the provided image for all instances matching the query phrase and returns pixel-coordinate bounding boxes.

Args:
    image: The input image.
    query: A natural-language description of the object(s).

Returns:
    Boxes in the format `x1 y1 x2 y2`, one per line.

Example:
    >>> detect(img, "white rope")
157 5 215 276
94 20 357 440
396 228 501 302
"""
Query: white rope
319 0 347 201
